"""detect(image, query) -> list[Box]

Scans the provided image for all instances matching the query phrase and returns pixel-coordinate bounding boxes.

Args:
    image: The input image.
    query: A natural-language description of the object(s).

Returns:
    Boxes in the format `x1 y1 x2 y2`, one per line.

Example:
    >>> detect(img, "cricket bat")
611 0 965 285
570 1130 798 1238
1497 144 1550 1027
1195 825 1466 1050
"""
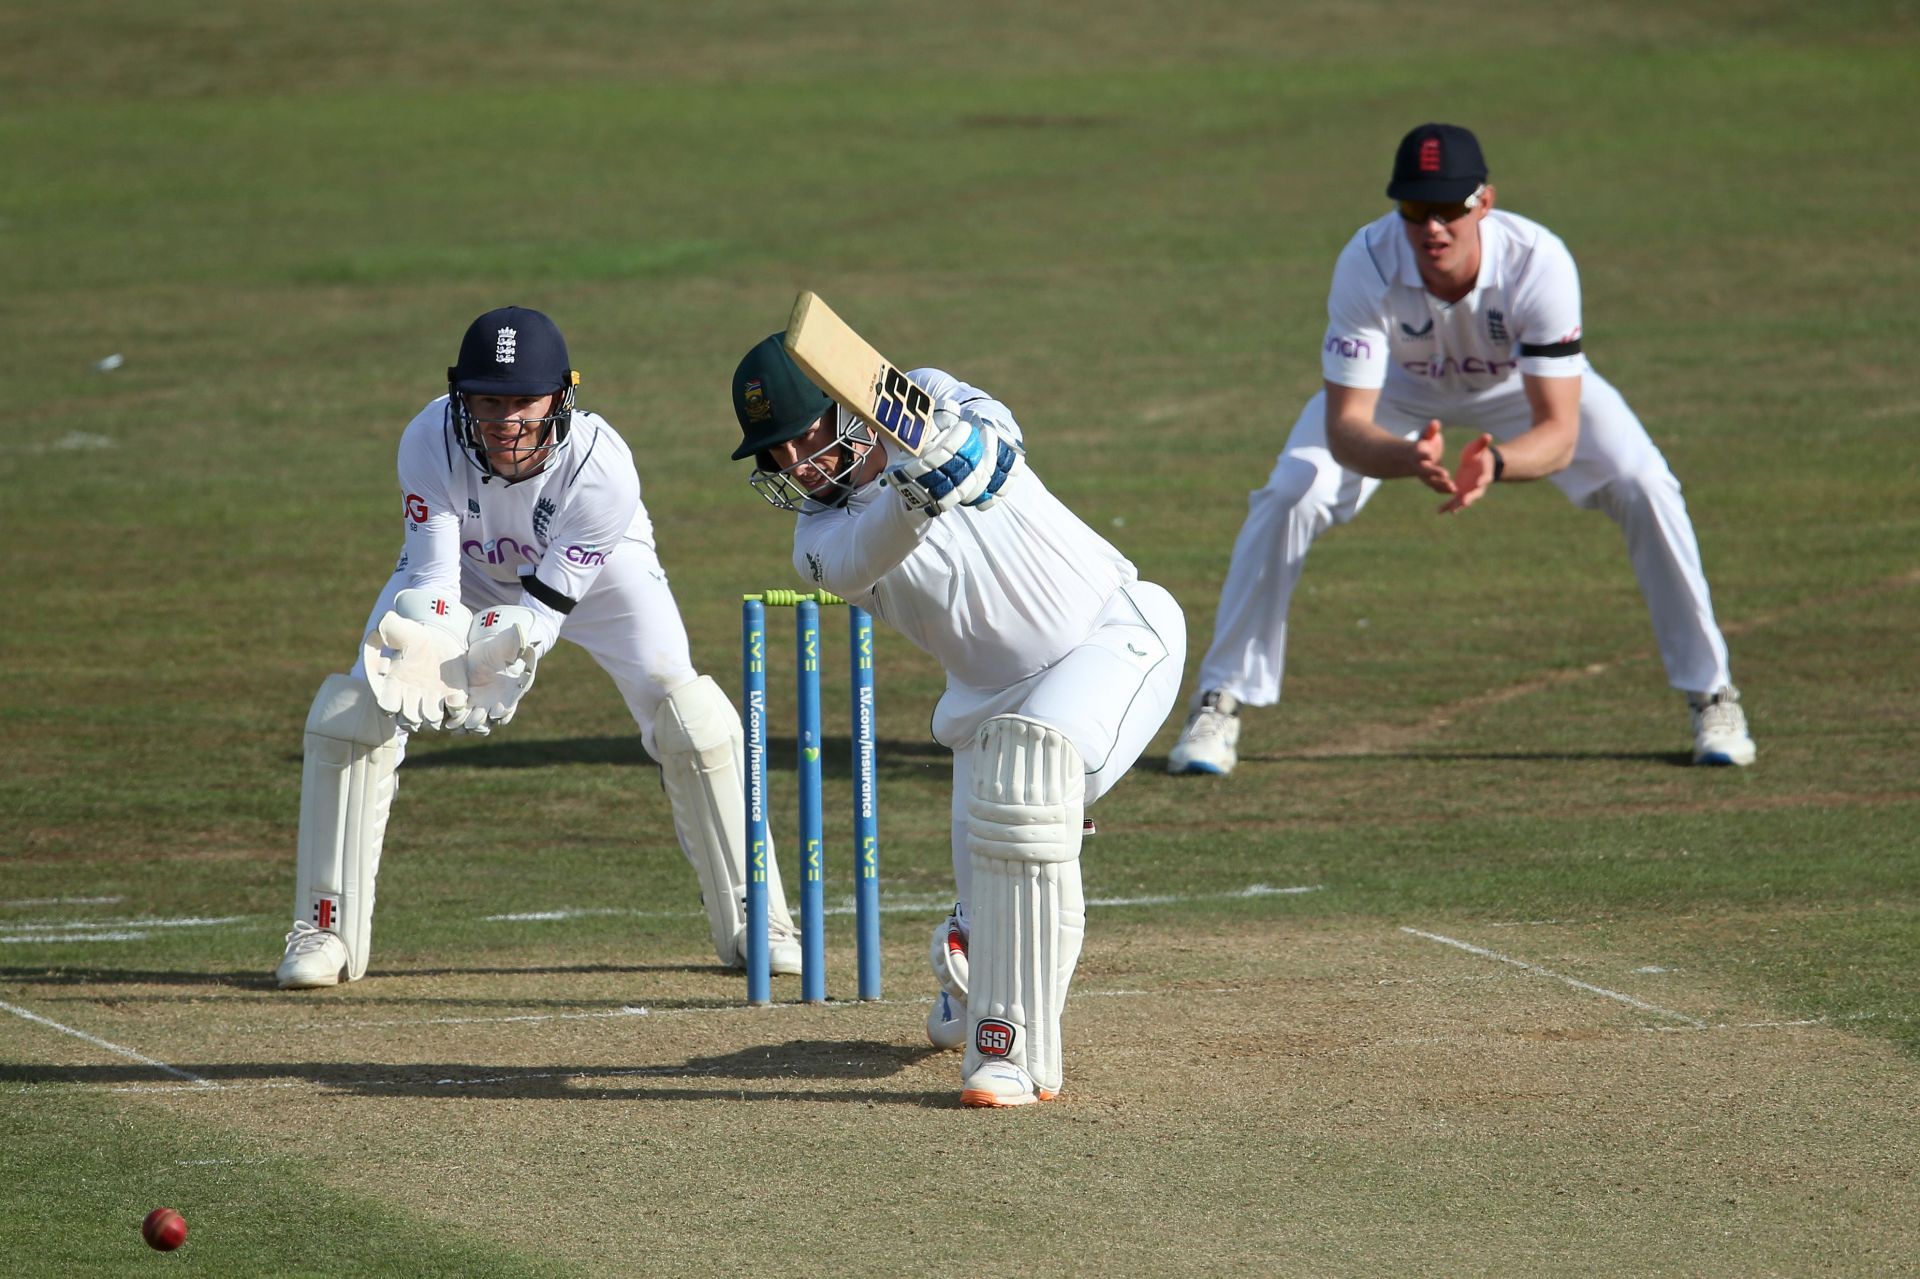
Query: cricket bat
783 291 930 457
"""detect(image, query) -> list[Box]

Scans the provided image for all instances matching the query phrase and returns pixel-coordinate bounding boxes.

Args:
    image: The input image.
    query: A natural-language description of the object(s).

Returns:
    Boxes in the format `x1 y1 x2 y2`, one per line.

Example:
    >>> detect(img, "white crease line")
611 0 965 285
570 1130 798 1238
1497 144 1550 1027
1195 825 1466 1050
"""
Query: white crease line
4 932 151 944
488 883 1320 924
307 1006 654 1030
1400 927 1707 1027
1 999 213 1087
1 895 125 908
0 915 247 935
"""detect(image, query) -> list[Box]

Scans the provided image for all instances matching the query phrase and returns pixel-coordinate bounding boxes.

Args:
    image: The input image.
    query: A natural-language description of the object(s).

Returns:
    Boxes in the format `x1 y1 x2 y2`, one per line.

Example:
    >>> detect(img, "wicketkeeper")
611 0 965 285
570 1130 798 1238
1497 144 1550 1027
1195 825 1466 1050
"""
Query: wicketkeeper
275 307 802 989
729 334 1187 1107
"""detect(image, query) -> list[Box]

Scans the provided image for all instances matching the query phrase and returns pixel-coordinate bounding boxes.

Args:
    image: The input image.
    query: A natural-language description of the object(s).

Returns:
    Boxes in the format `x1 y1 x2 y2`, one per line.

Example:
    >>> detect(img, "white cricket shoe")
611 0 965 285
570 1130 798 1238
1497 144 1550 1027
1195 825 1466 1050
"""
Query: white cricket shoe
1689 687 1756 767
1166 690 1241 775
926 991 967 1050
768 919 804 977
275 920 348 989
960 1059 1054 1108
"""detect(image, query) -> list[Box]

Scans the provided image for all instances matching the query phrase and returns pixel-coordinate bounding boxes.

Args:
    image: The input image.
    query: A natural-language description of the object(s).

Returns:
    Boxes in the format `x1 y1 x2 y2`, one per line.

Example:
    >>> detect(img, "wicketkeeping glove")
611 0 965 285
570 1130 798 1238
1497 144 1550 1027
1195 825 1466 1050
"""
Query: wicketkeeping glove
449 605 539 735
361 590 474 731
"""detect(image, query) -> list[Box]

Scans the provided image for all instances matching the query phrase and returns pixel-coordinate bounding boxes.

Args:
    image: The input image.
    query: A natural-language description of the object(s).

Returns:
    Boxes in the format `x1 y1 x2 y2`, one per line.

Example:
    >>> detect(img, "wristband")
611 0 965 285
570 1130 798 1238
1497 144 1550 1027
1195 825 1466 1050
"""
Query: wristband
1488 444 1506 482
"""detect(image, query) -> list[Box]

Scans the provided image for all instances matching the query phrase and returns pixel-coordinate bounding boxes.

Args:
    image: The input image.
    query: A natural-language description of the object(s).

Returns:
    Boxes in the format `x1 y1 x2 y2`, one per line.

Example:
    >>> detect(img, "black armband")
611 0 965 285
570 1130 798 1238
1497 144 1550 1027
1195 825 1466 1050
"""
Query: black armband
522 574 578 615
1489 445 1506 482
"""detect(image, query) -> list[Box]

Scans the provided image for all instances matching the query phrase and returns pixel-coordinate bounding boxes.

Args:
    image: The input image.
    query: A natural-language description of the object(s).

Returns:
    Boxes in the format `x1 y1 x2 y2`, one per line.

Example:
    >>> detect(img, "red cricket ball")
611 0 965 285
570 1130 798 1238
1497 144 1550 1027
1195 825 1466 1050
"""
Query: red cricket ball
142 1207 188 1251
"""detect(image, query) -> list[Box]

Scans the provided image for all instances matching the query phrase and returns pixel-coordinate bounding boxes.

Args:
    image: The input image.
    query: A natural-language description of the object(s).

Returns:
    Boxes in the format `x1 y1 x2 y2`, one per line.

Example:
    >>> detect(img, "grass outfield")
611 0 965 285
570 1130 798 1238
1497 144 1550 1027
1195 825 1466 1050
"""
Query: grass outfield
3 2 1917 1274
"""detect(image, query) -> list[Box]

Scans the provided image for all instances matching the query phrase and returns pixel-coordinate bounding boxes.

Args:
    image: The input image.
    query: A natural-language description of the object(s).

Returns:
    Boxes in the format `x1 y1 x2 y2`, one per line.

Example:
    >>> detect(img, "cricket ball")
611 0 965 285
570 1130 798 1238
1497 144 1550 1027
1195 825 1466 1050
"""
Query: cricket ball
142 1207 188 1251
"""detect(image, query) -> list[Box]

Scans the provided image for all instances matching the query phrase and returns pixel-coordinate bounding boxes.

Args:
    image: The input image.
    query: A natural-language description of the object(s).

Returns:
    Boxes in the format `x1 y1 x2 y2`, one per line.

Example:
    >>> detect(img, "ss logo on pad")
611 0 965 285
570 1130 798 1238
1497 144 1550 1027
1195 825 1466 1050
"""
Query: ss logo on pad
975 1017 1015 1057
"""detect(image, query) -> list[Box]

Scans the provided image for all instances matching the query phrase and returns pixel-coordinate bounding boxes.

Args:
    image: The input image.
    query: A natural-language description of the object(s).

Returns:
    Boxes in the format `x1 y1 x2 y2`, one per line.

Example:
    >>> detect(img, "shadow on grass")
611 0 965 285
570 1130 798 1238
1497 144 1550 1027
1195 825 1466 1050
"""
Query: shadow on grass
0 960 791 998
1148 749 1692 769
285 734 951 776
0 1039 958 1106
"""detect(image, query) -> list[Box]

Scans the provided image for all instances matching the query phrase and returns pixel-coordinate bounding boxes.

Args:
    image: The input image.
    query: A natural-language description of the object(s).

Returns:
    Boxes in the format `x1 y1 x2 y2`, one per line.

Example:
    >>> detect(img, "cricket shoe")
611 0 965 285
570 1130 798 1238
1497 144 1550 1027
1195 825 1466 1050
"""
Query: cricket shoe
926 991 967 1050
744 917 804 977
1166 690 1241 775
275 920 348 989
768 919 804 977
960 1060 1055 1108
1689 686 1756 767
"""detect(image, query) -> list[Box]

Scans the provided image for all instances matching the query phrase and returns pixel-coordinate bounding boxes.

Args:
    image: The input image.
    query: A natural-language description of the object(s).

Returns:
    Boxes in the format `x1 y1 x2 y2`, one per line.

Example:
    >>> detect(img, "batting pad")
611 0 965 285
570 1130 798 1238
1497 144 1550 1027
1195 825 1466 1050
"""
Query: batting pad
296 674 401 982
964 715 1086 1096
654 675 795 964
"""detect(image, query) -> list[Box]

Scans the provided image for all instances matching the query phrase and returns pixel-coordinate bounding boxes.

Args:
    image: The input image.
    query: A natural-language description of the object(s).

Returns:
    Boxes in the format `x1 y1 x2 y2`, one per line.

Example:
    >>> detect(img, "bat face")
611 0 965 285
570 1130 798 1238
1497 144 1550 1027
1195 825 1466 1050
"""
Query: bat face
783 291 929 457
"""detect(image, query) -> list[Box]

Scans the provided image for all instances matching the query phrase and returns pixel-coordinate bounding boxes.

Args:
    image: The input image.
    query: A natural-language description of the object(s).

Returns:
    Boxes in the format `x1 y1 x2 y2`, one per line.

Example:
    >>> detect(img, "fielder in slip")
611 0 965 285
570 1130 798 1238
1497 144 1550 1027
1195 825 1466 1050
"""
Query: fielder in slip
729 316 1187 1107
1168 122 1755 776
274 306 803 990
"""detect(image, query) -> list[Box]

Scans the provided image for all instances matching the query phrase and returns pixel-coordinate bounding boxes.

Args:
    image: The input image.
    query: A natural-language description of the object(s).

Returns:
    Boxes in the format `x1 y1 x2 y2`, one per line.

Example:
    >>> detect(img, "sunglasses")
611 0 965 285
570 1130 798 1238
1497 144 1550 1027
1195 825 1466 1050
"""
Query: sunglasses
1398 184 1486 224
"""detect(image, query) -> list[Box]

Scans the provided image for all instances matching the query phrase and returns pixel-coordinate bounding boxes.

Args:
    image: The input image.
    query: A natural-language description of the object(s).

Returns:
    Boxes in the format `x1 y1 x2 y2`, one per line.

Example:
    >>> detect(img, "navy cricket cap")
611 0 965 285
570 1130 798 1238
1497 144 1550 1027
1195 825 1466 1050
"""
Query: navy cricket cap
449 306 576 396
1386 123 1488 203
730 333 833 461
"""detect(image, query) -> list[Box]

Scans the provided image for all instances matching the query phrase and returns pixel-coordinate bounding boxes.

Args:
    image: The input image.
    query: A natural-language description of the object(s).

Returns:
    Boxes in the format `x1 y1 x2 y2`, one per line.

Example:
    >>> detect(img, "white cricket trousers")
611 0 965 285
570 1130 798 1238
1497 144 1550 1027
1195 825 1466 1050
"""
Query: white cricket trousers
1194 374 1734 705
933 580 1187 914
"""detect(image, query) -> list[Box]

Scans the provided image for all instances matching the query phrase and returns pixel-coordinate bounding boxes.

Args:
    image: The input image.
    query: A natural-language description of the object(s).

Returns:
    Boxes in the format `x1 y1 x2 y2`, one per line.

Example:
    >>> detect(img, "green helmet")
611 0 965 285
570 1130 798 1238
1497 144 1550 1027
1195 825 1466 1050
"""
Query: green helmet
730 334 833 461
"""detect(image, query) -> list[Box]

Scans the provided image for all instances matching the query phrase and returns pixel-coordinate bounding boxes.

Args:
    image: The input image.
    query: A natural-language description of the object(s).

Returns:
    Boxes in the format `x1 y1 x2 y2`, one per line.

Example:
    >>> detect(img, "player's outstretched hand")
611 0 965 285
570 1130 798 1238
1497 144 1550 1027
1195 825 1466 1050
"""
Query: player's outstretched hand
1413 420 1455 496
888 400 1005 517
362 591 473 731
1440 432 1498 514
452 610 539 735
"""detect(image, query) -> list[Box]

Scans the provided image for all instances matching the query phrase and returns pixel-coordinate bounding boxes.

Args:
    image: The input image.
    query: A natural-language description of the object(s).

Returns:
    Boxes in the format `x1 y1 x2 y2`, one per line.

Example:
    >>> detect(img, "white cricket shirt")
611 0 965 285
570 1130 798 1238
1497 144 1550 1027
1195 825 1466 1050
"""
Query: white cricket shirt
390 397 651 648
1321 209 1588 410
790 369 1137 692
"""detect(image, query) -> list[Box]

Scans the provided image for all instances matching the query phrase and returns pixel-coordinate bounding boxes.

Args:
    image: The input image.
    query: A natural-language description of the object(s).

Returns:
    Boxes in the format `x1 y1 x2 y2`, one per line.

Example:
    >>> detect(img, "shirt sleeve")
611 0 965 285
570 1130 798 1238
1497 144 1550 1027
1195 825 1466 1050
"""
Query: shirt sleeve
1320 230 1394 390
529 425 640 610
1512 229 1586 379
395 413 464 594
790 478 932 598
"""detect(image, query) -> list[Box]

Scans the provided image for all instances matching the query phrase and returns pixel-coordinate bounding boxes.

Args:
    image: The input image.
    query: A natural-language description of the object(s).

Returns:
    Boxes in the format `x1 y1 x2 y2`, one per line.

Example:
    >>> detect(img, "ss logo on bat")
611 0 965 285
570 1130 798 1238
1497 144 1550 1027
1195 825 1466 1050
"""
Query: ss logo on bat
872 366 932 451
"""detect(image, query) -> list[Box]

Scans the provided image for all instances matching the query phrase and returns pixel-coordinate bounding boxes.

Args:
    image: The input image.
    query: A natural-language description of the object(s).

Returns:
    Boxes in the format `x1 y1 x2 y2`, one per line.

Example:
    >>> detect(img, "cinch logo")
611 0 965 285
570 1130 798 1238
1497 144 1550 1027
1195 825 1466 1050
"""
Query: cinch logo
872 366 932 451
1325 334 1372 359
975 1018 1016 1057
495 327 518 364
404 493 430 523
462 536 538 566
563 544 607 567
1401 355 1519 380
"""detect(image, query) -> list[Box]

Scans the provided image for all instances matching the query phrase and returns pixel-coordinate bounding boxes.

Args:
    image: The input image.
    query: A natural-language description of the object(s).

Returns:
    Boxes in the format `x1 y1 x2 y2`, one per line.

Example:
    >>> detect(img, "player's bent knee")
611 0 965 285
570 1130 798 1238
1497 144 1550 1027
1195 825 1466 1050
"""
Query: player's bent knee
1256 455 1340 521
965 715 1085 866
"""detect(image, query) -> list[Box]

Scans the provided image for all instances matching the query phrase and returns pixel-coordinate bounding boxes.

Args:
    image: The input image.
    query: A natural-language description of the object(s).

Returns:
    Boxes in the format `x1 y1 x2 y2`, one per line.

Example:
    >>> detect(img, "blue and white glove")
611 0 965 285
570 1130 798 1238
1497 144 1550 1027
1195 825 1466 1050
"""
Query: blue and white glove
888 401 1018 517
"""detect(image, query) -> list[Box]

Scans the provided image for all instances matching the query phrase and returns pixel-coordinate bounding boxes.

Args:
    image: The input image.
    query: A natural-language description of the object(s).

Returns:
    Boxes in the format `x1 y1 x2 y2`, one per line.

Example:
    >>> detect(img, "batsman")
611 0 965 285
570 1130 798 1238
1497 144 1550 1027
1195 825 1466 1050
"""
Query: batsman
729 329 1186 1107
275 306 803 989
